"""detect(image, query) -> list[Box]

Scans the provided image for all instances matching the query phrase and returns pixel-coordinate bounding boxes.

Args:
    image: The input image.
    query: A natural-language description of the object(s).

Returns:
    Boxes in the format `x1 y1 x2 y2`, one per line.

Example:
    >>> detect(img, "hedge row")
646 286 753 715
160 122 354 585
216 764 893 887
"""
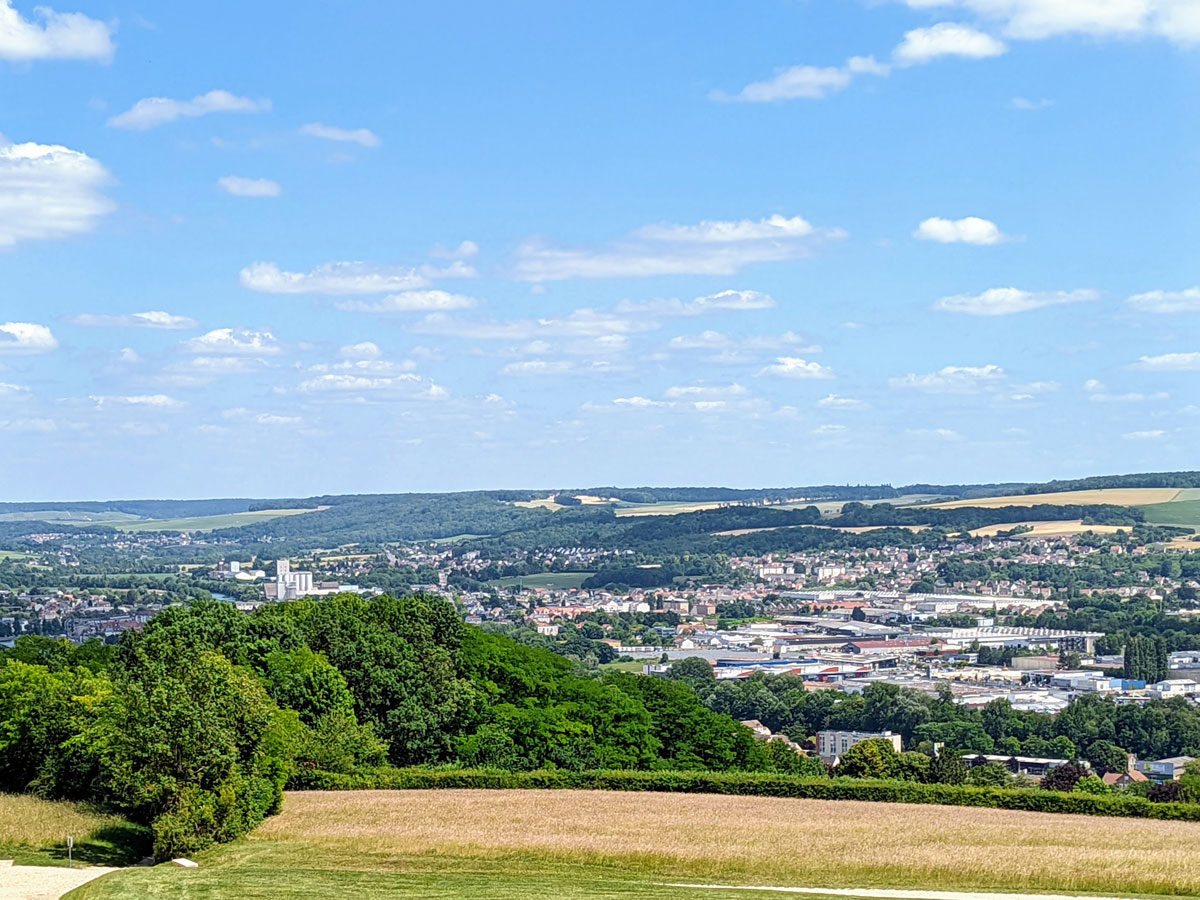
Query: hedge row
286 768 1200 821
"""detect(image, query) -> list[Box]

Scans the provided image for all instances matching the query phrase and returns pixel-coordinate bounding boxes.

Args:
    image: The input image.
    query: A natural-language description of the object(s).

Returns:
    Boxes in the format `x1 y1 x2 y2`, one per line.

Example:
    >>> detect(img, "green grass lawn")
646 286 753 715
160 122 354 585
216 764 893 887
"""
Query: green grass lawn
0 549 32 560
1139 499 1200 528
116 508 322 533
493 572 592 589
600 659 648 673
0 794 149 868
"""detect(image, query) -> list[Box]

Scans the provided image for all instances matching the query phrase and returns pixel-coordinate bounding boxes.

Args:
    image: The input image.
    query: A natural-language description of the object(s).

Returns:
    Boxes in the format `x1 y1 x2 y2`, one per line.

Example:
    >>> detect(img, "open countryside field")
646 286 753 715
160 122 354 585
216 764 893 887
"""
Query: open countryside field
0 510 144 525
115 507 326 533
493 572 593 589
1139 499 1200 528
968 520 1129 539
929 488 1182 509
0 794 147 868
67 789 1200 900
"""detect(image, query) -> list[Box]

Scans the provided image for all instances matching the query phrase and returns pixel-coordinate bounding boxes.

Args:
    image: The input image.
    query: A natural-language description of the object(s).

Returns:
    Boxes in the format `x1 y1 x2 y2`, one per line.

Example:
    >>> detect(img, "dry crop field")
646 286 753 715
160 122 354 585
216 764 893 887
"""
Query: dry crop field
929 488 1181 509
68 789 1200 900
967 520 1128 538
0 794 146 867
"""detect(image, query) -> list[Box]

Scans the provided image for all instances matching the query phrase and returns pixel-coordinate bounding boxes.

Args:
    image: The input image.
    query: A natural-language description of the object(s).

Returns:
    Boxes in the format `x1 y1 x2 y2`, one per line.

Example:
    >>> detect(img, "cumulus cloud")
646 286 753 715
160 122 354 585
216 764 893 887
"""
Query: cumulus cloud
665 383 749 399
1132 352 1200 371
299 123 381 148
66 310 198 329
1128 287 1200 313
182 327 281 356
412 309 655 341
819 394 868 409
514 215 844 281
217 176 280 198
612 396 667 408
339 341 382 359
757 357 834 379
499 360 575 377
890 364 1005 392
914 216 1008 244
712 55 889 102
0 0 114 62
335 290 478 313
107 90 270 130
901 0 1200 44
91 393 183 409
934 287 1097 315
0 140 114 247
0 322 58 354
297 372 445 399
893 22 1007 64
618 289 778 316
240 261 432 295
430 240 479 259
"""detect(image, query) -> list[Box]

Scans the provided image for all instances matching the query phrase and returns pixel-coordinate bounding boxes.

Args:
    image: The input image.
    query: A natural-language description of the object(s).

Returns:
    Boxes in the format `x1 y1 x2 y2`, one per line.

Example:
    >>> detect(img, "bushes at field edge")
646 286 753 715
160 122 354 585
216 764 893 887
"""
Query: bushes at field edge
286 768 1200 821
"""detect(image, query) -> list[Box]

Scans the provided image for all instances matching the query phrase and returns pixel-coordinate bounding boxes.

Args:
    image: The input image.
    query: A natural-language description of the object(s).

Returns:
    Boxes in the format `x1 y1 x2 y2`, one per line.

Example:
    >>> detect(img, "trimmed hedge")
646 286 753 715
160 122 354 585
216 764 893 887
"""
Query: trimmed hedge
286 767 1200 821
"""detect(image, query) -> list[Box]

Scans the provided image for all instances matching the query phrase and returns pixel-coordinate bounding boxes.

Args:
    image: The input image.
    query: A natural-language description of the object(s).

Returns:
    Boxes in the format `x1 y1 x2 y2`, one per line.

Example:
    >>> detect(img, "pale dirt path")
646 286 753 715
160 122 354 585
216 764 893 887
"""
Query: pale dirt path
661 885 1153 900
0 865 118 900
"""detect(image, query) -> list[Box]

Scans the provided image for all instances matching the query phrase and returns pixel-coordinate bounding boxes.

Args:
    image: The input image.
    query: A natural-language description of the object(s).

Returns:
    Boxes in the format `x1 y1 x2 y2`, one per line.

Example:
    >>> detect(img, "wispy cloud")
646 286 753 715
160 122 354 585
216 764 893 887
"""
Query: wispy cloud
514 215 844 281
935 287 1097 316
299 123 381 148
1132 352 1200 371
335 290 477 313
890 364 1005 393
67 310 198 329
712 56 889 102
108 90 270 130
1128 287 1200 314
217 176 281 197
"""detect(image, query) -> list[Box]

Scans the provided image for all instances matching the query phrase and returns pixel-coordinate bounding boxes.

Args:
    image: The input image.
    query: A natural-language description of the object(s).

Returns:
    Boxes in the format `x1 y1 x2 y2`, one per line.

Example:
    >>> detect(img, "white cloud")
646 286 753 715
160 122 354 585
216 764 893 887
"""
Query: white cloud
182 327 281 356
217 176 281 198
92 393 183 409
107 90 270 130
1133 352 1200 371
240 261 430 295
340 341 382 359
514 215 844 281
66 310 198 329
1010 96 1053 110
222 408 301 426
893 22 1007 64
907 427 964 441
0 322 57 354
890 364 1005 392
0 381 27 395
612 396 666 408
499 360 574 377
935 287 1097 315
412 309 654 341
757 357 834 379
0 140 114 247
618 289 778 316
430 239 479 259
818 394 868 409
1123 429 1166 440
914 216 1008 245
299 123 381 148
668 330 729 349
665 383 749 399
309 359 416 376
811 424 847 435
902 0 1200 44
0 0 114 62
713 55 890 103
1128 287 1200 313
335 290 478 313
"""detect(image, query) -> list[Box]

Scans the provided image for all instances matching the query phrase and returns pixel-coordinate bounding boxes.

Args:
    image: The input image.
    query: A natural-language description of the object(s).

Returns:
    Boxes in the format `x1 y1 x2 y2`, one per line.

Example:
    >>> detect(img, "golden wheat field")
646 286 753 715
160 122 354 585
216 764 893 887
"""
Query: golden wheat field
0 794 122 849
967 519 1128 538
245 790 1200 896
929 488 1181 509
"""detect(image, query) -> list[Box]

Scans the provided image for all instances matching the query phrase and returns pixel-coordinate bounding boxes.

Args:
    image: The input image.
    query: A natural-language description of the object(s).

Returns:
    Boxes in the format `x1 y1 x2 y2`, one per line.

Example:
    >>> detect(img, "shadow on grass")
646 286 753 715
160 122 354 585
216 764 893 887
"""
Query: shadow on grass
9 822 152 868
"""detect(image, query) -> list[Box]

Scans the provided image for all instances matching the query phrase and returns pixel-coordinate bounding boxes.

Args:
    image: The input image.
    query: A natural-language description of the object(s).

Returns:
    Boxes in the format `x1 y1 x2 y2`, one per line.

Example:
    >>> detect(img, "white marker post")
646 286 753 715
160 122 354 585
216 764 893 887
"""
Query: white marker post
67 836 73 869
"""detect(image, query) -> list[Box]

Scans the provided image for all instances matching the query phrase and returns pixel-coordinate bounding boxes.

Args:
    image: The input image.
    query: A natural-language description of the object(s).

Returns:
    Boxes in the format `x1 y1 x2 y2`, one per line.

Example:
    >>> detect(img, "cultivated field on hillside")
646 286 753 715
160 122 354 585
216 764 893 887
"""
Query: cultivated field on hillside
492 572 593 589
930 488 1181 509
68 789 1200 900
968 520 1128 538
0 794 147 867
115 507 325 533
1140 499 1200 528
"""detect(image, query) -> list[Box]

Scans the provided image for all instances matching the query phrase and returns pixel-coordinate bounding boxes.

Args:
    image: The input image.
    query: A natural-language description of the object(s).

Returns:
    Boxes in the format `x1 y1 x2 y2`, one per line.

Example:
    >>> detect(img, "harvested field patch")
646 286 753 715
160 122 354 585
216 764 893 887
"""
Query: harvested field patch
929 489 1179 509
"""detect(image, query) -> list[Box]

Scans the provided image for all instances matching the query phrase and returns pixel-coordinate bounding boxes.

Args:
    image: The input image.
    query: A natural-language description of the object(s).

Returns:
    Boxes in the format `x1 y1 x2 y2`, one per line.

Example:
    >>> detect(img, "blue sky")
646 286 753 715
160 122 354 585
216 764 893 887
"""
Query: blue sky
1 0 1198 499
